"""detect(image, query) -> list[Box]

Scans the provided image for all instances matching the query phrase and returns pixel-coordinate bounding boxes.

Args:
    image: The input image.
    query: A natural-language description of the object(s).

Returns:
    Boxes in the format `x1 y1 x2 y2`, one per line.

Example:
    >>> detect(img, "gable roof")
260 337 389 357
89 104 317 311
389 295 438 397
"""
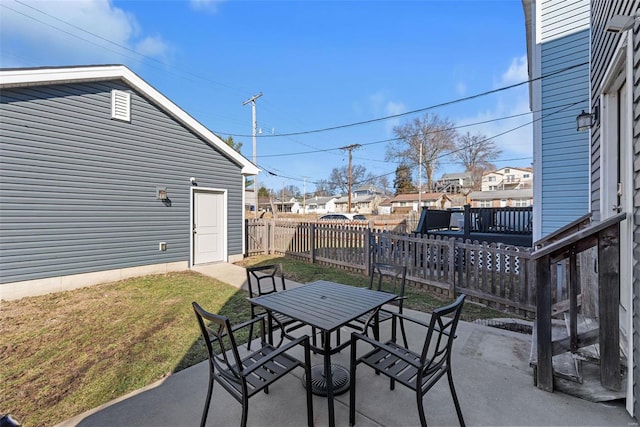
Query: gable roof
0 65 259 175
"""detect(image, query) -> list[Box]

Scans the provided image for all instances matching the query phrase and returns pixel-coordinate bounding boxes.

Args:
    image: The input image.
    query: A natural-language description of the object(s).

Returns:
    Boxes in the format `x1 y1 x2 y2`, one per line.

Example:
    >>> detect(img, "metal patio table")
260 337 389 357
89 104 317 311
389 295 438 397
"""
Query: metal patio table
249 280 396 427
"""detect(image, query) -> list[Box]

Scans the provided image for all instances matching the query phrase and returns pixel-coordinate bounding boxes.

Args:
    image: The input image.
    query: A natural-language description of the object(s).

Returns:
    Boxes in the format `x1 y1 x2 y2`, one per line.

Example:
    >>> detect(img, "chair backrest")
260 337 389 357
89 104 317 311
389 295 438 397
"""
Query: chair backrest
369 263 407 309
192 301 244 385
420 294 466 374
246 264 286 298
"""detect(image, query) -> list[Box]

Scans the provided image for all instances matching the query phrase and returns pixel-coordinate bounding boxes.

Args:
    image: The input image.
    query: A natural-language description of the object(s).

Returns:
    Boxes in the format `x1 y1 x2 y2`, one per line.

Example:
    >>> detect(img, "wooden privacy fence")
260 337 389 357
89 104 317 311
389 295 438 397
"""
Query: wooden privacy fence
246 219 535 316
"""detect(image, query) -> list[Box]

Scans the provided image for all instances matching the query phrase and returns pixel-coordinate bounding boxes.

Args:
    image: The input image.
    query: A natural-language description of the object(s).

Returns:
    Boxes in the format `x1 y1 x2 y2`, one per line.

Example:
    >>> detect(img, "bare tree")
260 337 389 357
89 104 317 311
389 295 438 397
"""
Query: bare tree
454 132 502 189
313 179 333 196
328 164 373 194
387 113 457 191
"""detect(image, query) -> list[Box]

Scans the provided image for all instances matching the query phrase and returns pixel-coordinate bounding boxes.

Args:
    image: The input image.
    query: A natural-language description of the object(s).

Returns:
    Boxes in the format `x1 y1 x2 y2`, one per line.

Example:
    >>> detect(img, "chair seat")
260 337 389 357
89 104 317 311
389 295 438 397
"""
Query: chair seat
359 340 427 389
219 344 302 399
354 308 393 325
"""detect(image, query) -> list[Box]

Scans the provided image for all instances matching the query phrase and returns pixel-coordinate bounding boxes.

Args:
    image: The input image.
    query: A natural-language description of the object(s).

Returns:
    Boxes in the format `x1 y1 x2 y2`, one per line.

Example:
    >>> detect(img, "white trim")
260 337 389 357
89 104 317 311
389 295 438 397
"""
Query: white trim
598 34 634 416
190 187 228 265
0 261 188 301
0 66 260 175
532 21 543 241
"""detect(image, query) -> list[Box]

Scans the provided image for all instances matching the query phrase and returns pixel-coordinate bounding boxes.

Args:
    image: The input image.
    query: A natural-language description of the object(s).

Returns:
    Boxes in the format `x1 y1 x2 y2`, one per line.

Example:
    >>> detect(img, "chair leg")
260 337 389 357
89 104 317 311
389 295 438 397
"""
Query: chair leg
304 340 314 427
416 392 428 427
241 398 249 427
447 369 465 427
349 342 357 426
201 373 215 427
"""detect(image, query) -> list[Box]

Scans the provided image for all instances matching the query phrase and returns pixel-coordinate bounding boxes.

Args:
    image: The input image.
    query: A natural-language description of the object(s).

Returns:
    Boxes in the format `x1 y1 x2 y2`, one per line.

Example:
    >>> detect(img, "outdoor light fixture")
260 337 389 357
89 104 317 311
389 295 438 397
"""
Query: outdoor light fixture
156 186 168 200
605 11 640 33
576 106 599 131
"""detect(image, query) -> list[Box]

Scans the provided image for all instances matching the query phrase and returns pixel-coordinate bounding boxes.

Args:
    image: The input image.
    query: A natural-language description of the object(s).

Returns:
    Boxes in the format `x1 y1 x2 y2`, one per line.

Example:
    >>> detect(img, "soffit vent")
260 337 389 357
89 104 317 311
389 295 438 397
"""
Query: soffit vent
111 89 131 122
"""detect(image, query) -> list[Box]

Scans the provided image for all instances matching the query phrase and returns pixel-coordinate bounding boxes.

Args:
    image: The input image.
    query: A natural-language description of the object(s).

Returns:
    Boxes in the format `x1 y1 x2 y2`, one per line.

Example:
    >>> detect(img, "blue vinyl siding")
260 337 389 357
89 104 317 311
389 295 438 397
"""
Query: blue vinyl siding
539 28 591 237
0 80 244 284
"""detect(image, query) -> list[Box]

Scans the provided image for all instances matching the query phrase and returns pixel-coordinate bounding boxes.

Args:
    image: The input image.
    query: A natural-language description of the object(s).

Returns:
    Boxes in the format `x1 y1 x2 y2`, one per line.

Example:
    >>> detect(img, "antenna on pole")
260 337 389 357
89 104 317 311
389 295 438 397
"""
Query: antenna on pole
340 144 361 213
243 92 263 217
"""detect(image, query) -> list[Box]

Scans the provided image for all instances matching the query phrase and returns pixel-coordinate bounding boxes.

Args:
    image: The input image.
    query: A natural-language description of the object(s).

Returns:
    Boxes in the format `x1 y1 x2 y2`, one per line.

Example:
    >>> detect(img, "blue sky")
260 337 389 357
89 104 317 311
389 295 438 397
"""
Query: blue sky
0 0 532 194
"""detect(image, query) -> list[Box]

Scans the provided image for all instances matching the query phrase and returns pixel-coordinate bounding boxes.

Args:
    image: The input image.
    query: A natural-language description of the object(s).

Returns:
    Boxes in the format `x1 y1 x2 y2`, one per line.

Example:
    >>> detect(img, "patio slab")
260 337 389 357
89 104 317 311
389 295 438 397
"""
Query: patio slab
57 263 634 426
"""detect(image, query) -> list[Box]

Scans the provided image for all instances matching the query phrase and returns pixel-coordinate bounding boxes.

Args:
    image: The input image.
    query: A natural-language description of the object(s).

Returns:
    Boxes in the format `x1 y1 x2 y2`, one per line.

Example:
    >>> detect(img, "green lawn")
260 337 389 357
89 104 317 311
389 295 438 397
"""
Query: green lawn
1 271 251 427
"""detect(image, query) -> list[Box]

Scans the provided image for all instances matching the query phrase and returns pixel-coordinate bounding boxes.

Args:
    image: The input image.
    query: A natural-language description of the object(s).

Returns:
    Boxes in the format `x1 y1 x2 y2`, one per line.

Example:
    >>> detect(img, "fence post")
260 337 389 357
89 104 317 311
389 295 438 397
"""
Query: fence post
448 237 456 296
263 220 270 255
310 222 316 264
463 204 471 240
364 227 372 274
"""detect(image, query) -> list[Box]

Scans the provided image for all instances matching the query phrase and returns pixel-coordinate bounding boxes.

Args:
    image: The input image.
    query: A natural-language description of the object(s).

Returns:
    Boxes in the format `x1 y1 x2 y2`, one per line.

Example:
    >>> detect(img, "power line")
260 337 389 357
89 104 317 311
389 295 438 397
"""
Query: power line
213 61 588 138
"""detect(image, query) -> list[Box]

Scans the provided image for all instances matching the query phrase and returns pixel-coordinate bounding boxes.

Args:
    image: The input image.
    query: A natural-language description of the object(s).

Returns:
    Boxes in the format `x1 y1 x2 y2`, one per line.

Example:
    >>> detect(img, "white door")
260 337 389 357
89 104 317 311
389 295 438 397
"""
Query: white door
193 190 225 264
601 58 633 414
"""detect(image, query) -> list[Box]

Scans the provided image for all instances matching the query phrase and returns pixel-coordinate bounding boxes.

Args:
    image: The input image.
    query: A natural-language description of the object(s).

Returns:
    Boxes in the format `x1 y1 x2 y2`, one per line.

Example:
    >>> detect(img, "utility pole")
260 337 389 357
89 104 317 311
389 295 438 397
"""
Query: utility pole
340 144 361 213
418 141 423 211
243 92 262 218
302 176 307 214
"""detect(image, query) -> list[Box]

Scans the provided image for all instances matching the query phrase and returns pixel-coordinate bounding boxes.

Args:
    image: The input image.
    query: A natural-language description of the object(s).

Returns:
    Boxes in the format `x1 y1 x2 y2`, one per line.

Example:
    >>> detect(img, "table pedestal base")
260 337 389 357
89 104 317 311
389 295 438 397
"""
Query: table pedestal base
303 364 350 396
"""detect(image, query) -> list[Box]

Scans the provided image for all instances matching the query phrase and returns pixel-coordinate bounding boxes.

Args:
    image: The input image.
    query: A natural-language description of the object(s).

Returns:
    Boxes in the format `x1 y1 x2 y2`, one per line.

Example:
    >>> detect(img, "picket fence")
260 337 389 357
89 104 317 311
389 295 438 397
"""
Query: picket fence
246 219 535 316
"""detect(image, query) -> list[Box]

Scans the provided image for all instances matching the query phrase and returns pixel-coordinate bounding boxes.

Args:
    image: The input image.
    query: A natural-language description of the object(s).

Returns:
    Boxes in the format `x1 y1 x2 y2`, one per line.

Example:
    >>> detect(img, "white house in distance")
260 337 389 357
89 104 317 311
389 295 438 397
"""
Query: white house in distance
334 184 385 214
305 196 337 214
481 167 533 191
468 188 534 208
389 192 452 214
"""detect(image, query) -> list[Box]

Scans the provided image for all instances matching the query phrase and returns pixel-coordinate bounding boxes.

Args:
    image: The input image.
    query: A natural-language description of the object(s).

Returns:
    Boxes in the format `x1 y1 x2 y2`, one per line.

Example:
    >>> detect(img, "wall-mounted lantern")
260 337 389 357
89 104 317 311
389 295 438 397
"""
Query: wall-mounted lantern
576 106 599 131
156 186 168 200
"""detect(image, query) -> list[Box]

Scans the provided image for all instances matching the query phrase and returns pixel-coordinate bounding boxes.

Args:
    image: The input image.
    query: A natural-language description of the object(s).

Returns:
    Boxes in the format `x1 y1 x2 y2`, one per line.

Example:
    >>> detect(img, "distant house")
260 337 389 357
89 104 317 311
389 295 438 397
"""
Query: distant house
377 198 393 215
0 65 259 300
523 0 590 239
481 167 533 192
305 196 337 214
434 171 473 194
334 185 385 214
468 189 533 208
389 192 451 214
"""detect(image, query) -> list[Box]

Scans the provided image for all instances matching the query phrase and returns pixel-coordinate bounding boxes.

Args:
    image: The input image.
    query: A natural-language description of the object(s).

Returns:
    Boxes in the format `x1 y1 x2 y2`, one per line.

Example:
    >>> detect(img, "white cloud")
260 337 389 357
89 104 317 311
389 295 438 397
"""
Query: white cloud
455 55 533 167
498 55 529 86
189 0 226 13
0 0 171 67
364 91 406 136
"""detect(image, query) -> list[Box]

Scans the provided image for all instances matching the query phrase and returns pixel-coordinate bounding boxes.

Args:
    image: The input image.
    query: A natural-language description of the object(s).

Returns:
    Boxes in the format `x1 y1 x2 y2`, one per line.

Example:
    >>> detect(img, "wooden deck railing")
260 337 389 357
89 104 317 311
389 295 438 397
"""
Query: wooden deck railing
531 212 626 392
246 219 535 316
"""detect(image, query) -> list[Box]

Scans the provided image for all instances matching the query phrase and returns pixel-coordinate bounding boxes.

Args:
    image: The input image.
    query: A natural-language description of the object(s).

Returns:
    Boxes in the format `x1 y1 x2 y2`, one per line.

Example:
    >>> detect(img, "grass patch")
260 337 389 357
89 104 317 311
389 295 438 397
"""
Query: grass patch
0 271 250 427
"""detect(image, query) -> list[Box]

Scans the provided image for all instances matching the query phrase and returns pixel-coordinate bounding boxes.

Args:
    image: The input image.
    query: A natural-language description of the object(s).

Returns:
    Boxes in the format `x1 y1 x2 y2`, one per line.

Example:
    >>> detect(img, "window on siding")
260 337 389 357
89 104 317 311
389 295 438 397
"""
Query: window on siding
111 90 131 122
479 200 492 208
514 199 531 207
488 176 496 182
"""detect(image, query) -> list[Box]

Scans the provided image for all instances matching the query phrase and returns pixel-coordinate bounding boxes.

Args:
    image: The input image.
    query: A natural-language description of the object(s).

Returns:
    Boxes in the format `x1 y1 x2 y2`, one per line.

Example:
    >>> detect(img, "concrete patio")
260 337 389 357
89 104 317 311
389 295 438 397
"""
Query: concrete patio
57 263 634 427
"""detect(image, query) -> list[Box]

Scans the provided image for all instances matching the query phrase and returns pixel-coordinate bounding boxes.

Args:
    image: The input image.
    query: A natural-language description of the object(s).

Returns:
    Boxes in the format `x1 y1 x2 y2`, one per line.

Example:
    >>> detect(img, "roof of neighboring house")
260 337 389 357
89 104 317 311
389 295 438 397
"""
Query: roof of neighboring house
353 184 384 194
484 166 533 176
378 198 392 206
468 189 533 200
0 65 260 175
306 196 336 205
334 194 378 204
390 192 448 202
440 171 472 180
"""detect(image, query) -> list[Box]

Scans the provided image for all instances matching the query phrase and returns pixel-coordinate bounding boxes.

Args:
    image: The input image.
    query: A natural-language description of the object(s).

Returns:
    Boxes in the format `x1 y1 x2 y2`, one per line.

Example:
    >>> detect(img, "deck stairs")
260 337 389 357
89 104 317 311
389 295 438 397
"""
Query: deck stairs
530 312 627 402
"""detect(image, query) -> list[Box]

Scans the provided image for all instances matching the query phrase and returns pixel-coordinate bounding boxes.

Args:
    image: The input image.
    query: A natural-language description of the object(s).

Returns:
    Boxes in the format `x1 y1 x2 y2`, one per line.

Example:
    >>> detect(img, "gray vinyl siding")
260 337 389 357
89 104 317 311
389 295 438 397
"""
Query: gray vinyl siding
0 80 244 284
539 28 591 236
590 0 639 418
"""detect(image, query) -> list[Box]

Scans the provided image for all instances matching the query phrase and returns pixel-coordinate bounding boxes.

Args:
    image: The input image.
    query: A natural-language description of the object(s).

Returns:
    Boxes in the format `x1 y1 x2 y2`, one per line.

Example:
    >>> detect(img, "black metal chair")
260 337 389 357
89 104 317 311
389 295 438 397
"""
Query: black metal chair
349 294 467 427
345 263 408 348
192 302 314 427
245 264 314 349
